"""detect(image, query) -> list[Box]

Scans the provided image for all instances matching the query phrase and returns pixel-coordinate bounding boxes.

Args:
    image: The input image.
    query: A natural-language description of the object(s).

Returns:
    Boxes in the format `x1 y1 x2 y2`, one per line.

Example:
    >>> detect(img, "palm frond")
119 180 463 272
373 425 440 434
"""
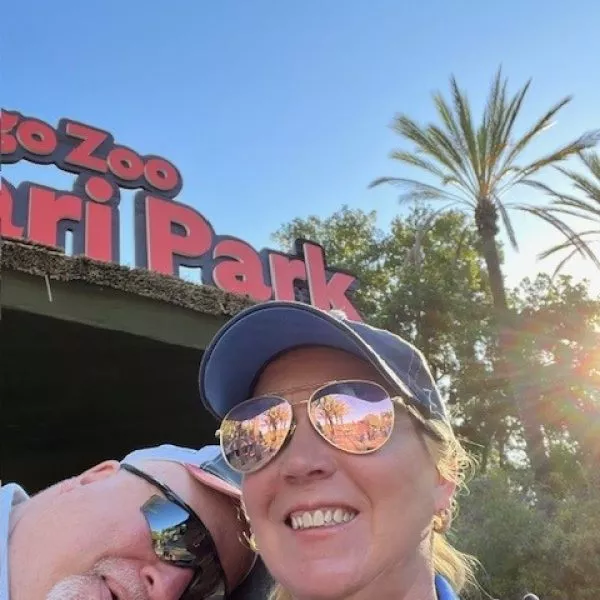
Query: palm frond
536 205 600 224
369 176 474 208
518 205 600 267
495 195 519 250
519 131 600 177
433 92 468 156
372 68 600 275
540 228 600 277
538 229 600 259
518 178 570 200
388 151 449 181
489 78 531 185
495 96 573 178
450 76 481 184
555 160 600 201
392 116 474 191
428 125 478 195
550 246 585 278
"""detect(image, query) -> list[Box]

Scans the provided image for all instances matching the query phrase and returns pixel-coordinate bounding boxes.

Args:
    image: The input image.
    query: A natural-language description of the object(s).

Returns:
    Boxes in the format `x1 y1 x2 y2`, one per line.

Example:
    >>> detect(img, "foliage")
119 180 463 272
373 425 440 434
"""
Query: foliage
368 67 598 256
369 67 600 482
273 205 600 597
522 151 600 274
456 467 600 600
272 205 388 318
273 207 600 472
274 206 503 464
508 274 600 475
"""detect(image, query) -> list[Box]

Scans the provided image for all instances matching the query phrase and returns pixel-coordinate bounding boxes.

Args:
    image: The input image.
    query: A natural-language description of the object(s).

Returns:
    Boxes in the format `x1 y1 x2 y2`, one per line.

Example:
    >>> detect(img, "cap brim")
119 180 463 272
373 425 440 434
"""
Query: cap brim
199 301 415 420
185 463 241 499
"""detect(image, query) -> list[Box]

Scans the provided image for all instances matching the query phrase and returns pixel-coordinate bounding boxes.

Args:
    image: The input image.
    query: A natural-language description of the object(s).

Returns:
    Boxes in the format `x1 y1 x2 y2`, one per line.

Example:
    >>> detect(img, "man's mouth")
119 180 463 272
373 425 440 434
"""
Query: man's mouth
286 507 358 531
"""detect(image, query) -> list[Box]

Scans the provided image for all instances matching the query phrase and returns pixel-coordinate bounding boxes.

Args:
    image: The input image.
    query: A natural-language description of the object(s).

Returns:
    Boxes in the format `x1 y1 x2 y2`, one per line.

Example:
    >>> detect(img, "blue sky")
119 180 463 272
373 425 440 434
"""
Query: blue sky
4 0 600 295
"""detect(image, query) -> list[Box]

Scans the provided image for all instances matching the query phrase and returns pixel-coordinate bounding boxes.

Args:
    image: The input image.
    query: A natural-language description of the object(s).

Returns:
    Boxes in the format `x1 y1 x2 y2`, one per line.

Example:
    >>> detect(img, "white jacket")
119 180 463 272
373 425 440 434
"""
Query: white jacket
0 484 29 600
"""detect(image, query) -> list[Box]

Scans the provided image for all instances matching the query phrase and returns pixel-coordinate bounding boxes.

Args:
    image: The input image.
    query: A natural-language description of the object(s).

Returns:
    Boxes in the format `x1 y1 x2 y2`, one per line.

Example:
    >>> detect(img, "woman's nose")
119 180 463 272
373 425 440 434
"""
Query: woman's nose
140 562 193 600
279 412 337 484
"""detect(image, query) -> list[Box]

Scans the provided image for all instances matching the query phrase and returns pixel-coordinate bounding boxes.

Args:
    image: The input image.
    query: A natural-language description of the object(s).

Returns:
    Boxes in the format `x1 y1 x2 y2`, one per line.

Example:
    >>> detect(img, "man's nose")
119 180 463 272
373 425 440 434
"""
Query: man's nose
140 562 193 600
279 413 337 484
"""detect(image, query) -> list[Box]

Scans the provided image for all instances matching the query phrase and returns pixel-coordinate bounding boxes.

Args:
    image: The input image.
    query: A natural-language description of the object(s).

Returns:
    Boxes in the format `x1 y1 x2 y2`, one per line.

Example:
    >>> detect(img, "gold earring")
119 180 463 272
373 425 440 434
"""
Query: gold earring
433 508 451 534
245 530 259 552
237 527 259 552
236 503 259 552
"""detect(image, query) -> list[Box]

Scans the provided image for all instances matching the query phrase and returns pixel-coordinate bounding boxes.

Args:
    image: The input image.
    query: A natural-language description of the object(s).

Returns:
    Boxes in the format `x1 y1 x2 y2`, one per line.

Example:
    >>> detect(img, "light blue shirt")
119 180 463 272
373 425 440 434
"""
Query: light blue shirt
0 484 29 600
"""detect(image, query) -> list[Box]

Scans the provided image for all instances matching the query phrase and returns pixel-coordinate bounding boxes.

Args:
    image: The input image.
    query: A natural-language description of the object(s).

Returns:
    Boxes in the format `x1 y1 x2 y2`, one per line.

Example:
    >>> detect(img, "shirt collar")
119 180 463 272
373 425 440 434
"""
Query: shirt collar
1 484 30 600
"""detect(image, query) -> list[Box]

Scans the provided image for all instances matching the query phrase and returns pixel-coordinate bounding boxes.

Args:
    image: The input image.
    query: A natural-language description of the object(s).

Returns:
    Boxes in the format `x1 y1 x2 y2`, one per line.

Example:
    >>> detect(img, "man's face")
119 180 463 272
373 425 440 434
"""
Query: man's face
10 460 253 600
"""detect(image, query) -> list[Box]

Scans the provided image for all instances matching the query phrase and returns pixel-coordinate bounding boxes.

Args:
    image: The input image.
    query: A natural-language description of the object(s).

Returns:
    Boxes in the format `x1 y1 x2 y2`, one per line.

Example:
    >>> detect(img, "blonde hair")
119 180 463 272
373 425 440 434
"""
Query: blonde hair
266 402 478 600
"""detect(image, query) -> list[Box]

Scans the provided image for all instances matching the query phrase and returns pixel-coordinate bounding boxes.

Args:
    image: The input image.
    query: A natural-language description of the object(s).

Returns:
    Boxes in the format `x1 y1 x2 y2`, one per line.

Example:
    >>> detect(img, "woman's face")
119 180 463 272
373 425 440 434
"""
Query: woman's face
241 346 455 600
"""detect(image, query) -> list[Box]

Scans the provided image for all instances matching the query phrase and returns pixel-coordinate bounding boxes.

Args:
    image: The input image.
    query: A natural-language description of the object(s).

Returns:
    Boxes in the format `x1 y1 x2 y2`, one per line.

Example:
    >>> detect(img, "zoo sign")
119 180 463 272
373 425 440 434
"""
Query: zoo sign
0 110 362 321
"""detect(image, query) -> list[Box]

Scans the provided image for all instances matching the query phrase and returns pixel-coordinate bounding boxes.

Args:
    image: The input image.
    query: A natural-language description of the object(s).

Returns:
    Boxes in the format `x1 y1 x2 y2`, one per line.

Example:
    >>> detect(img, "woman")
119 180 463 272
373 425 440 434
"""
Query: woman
199 301 477 600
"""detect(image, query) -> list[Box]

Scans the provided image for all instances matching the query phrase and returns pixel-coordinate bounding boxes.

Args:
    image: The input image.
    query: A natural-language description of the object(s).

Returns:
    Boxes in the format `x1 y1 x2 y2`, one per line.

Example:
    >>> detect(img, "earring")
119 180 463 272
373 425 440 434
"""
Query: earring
433 508 451 534
243 530 259 552
236 503 259 552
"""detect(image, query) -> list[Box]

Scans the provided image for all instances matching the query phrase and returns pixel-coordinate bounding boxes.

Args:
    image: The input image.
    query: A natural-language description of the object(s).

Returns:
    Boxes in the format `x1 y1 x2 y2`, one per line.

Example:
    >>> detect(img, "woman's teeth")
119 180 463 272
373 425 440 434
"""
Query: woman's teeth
289 508 357 530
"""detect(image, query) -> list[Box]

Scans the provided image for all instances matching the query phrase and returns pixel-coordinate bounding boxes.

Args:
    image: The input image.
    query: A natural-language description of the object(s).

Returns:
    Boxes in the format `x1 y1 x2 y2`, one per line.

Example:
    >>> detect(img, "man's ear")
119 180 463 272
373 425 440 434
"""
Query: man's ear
77 460 120 486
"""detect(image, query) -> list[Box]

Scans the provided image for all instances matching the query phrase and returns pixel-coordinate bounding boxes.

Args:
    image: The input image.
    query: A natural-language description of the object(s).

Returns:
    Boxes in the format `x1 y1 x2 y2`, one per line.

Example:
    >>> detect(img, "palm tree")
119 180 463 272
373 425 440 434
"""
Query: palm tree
522 151 600 274
369 68 600 482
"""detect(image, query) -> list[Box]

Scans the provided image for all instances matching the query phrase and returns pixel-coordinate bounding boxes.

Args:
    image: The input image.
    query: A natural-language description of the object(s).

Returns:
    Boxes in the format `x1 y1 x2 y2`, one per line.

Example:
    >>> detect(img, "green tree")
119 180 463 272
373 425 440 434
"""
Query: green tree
272 205 388 318
508 273 600 478
274 205 600 478
273 205 506 465
456 467 600 600
369 68 599 481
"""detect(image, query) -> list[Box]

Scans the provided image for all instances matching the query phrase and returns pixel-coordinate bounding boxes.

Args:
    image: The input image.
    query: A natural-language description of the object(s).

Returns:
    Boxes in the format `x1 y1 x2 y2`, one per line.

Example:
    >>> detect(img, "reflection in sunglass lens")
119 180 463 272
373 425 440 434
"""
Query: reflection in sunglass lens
220 396 293 473
142 495 198 566
308 381 395 453
142 495 227 599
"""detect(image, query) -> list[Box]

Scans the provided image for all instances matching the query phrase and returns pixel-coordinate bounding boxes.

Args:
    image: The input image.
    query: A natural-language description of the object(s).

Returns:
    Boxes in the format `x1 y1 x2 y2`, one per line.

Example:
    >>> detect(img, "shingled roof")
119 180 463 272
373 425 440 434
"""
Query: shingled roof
0 237 256 317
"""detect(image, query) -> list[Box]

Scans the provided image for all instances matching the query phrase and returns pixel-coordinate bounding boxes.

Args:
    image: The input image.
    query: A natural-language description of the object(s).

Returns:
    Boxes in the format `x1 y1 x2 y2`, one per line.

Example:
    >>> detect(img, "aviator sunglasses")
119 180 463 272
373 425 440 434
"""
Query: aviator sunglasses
217 379 404 474
120 463 228 600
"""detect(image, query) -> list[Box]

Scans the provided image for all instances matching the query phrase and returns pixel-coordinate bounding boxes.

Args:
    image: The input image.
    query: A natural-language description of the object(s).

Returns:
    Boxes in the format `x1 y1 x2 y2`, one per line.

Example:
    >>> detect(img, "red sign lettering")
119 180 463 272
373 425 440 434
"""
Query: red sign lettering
1 111 20 155
107 146 144 181
0 180 24 239
135 194 214 275
212 239 272 302
1 110 362 319
303 241 361 321
27 186 83 248
63 121 109 173
17 118 58 157
268 252 307 302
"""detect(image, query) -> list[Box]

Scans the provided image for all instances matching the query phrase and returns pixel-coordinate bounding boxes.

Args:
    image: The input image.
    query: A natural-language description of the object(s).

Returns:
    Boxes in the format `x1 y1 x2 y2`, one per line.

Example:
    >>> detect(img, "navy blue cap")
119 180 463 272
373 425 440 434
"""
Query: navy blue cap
199 301 449 424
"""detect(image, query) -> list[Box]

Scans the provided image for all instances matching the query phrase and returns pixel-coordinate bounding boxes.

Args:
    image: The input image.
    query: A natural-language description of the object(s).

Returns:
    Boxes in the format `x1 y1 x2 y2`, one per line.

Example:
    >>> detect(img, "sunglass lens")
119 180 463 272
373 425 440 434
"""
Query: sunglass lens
220 396 293 473
142 495 197 567
143 496 228 599
308 381 394 453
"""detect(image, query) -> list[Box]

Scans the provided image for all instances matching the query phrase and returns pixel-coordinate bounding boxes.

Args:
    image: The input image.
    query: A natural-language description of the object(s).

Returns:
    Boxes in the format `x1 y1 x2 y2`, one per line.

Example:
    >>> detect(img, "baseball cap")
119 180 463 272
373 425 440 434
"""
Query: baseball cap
199 300 449 424
121 444 242 498
121 444 271 593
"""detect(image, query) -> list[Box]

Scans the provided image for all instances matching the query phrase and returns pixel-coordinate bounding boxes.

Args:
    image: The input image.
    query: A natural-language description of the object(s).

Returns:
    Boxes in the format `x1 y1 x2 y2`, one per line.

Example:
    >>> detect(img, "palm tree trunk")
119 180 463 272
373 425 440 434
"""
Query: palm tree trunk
476 202 550 483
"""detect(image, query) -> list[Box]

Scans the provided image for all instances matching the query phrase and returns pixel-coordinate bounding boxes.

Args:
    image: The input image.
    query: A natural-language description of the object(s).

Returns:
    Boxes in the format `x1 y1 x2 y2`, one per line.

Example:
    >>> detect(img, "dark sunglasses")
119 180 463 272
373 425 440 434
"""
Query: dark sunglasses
216 379 405 474
120 463 228 600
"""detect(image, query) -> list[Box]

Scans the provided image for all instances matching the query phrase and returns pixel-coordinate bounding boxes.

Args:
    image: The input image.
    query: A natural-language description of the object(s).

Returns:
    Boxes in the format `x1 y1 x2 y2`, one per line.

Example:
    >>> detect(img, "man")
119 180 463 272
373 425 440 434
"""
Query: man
1 444 268 600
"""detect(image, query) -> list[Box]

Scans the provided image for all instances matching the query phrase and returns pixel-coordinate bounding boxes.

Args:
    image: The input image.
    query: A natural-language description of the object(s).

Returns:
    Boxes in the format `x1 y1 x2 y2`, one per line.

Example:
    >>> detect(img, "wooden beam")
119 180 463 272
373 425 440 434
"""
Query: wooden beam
2 271 230 350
